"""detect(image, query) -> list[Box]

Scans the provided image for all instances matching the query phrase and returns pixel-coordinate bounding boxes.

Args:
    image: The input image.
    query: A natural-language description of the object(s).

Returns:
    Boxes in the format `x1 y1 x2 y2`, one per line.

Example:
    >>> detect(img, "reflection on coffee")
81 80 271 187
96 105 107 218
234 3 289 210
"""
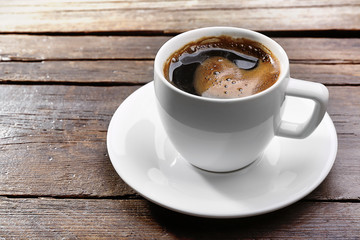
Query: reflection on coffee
164 36 281 99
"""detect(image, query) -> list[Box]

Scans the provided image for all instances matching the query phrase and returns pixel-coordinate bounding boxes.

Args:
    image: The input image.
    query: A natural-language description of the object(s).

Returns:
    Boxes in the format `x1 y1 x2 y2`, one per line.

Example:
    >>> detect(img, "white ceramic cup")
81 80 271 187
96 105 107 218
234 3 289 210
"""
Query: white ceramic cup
154 27 329 172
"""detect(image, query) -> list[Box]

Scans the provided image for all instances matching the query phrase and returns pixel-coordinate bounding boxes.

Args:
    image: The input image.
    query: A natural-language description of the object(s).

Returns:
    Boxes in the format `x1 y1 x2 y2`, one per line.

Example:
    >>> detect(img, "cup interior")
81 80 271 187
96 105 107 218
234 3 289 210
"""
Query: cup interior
154 27 289 100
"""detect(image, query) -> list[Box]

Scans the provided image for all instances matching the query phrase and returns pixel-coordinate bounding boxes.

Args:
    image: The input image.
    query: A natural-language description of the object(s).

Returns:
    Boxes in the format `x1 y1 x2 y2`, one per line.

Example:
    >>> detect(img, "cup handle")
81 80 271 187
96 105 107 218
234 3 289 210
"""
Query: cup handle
275 78 329 139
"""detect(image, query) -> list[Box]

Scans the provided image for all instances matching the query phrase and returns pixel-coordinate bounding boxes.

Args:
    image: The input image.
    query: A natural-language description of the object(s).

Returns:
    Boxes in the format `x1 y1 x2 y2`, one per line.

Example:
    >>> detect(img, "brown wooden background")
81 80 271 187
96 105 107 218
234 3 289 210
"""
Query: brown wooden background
0 0 359 238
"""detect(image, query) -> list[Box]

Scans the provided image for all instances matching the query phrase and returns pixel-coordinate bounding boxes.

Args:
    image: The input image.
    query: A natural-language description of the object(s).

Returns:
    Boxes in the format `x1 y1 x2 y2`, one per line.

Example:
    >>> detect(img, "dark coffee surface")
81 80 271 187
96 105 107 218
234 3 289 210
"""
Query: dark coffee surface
164 36 281 98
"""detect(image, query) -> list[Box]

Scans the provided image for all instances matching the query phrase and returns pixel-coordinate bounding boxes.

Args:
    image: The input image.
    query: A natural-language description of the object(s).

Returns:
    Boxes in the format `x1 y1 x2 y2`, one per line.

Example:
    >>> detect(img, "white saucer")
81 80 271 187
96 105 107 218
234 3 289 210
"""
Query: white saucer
107 82 337 218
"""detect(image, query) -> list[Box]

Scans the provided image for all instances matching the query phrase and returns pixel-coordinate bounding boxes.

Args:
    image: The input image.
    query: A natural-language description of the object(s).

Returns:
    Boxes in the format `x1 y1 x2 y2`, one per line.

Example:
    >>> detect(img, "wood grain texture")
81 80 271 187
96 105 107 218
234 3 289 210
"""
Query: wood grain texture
2 0 359 11
1 61 359 85
0 198 359 239
290 64 360 85
0 0 358 237
0 36 359 84
0 61 153 84
0 36 359 62
0 85 358 200
0 35 167 60
0 85 140 197
0 1 359 33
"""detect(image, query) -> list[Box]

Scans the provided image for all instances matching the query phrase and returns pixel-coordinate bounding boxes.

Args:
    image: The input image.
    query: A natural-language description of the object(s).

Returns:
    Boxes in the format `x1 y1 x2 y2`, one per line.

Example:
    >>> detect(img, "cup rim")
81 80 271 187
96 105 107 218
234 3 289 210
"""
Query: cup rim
154 26 290 102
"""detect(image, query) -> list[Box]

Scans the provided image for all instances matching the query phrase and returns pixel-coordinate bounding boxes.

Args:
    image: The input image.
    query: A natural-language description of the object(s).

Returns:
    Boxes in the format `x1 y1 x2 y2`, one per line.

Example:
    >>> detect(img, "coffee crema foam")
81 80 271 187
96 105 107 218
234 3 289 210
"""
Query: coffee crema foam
164 35 281 99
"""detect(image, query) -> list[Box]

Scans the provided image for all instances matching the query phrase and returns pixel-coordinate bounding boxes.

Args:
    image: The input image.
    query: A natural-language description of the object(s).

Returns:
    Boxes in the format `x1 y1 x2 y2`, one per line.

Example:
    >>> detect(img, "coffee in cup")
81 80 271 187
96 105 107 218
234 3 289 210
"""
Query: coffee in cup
163 36 281 99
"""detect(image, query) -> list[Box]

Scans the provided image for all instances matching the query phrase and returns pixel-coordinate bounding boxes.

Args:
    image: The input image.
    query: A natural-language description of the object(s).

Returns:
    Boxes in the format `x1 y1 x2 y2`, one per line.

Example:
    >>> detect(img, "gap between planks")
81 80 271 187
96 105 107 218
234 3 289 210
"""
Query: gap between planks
0 30 359 38
0 195 358 203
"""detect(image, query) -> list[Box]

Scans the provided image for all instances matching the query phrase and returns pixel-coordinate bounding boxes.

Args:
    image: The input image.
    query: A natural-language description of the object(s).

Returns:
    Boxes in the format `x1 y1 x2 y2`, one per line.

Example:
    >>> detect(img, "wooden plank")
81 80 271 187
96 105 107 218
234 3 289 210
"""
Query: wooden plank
0 85 141 197
0 36 168 60
1 0 359 11
0 36 358 85
0 61 153 84
290 64 360 85
0 2 359 33
0 36 359 62
275 38 360 64
0 198 359 238
1 61 359 85
0 85 358 199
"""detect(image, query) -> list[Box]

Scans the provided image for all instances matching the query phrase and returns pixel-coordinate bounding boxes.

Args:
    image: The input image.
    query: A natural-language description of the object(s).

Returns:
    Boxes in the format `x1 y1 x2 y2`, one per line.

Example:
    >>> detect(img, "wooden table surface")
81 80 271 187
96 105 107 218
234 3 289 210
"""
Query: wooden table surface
0 1 359 238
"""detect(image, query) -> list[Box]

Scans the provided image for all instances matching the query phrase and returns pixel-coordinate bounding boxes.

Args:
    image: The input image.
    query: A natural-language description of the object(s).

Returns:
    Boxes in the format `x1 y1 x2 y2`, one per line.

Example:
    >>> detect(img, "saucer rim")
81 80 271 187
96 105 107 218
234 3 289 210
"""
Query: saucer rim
107 82 338 218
